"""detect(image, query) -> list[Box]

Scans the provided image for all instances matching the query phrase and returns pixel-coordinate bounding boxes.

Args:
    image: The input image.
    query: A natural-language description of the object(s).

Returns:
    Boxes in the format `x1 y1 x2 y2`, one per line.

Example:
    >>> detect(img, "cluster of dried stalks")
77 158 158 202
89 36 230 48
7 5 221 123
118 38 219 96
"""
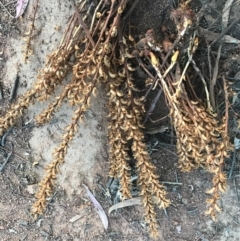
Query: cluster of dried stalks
0 0 232 238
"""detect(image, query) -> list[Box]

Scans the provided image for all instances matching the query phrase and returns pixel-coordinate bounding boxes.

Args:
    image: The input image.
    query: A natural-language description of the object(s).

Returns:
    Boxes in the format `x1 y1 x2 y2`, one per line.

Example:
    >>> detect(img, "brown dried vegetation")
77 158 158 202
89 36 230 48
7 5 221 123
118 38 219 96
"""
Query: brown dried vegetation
0 0 233 238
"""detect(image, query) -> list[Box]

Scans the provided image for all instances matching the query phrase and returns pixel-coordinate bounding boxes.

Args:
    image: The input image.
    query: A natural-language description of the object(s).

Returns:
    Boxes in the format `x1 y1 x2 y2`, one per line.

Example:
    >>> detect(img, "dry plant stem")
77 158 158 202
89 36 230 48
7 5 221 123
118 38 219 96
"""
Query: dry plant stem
108 20 135 197
32 79 97 215
90 0 104 31
66 2 90 51
33 0 129 215
59 13 76 48
207 46 212 82
122 0 140 20
222 0 234 29
70 0 96 47
190 57 211 110
151 61 177 111
176 32 197 92
143 89 162 124
24 0 40 62
118 28 170 237
132 121 170 237
197 82 229 219
160 28 187 70
65 15 78 50
209 45 222 110
107 84 132 199
94 0 119 48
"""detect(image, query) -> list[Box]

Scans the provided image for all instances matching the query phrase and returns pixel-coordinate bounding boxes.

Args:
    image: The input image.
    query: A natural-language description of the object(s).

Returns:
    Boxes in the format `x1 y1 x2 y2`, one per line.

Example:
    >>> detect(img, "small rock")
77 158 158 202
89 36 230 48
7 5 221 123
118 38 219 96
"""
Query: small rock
176 225 181 233
27 184 38 195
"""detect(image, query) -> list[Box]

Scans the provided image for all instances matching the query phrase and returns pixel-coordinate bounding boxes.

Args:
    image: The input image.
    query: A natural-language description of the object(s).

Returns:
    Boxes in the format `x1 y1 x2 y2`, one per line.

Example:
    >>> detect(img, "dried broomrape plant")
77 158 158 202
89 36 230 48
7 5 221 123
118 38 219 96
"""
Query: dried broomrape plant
0 0 233 238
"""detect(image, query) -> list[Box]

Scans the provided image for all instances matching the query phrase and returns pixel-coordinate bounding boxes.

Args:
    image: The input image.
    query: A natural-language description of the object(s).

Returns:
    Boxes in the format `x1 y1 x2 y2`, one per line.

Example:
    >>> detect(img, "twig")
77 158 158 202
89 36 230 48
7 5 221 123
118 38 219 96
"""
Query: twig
0 1 14 18
143 89 162 124
149 115 168 124
9 74 19 102
223 75 229 133
233 177 239 202
0 146 27 161
209 18 240 47
161 181 182 185
228 146 236 180
175 171 179 183
122 0 140 21
70 0 95 48
222 0 234 30
134 56 157 99
160 26 189 70
197 27 240 44
0 143 13 172
90 0 104 32
1 127 13 146
0 83 3 100
207 44 212 82
190 58 211 110
209 45 222 110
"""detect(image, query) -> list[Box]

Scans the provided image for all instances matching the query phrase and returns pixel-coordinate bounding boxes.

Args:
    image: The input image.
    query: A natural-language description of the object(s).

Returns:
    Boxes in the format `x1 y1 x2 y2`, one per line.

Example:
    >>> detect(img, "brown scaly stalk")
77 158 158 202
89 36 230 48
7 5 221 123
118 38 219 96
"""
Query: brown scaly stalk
32 65 98 214
32 103 86 215
107 81 132 199
32 0 129 215
148 31 231 219
169 86 230 219
115 28 170 237
205 79 231 220
129 97 170 237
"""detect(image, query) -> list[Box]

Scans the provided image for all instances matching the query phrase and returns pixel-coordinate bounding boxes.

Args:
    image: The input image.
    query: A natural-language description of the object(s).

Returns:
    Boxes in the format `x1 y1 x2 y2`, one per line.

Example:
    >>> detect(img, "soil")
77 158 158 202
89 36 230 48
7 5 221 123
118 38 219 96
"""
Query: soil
1 0 240 240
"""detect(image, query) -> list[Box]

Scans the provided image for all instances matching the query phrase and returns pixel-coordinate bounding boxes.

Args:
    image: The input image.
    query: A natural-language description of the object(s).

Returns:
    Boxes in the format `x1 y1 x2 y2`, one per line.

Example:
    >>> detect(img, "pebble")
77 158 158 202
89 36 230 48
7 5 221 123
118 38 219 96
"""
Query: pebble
27 184 39 195
176 225 181 233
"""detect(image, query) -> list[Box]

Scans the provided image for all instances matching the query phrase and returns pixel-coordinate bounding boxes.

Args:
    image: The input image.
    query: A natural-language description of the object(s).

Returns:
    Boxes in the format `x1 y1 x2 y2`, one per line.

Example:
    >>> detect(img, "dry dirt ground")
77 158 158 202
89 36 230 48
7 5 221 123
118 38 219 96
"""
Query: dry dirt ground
1 0 240 240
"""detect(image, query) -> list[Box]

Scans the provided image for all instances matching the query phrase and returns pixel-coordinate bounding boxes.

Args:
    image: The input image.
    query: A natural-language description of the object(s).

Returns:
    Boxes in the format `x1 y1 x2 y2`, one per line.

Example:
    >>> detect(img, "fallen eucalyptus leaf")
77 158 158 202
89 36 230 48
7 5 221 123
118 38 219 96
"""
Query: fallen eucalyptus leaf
83 184 108 230
109 197 141 214
16 0 29 18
